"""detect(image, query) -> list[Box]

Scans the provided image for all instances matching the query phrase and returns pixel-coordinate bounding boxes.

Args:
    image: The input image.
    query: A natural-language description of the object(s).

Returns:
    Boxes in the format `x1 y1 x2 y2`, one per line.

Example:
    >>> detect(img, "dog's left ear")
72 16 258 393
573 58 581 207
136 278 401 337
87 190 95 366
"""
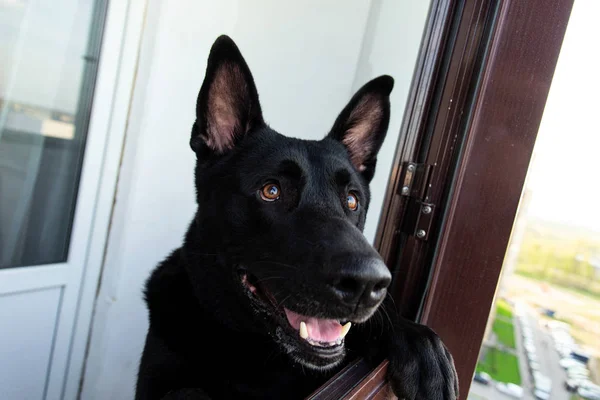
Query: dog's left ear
327 75 394 182
191 35 264 154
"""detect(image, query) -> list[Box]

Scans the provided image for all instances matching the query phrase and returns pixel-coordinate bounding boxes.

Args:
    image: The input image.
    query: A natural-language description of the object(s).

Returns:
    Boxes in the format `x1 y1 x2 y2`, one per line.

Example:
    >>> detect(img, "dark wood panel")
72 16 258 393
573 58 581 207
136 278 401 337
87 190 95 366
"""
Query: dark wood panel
419 0 574 398
307 359 374 400
344 361 395 400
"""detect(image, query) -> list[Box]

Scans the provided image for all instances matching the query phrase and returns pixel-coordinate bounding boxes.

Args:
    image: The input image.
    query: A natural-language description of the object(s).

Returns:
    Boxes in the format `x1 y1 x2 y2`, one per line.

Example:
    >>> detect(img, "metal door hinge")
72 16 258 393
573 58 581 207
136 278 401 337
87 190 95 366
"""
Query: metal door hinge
402 201 436 240
398 162 433 199
398 162 435 240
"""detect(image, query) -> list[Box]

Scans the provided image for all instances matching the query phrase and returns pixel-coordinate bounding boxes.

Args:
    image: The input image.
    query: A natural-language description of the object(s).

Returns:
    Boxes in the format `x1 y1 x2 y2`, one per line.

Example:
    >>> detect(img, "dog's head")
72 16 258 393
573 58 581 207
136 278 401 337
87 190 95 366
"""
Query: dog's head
189 36 393 371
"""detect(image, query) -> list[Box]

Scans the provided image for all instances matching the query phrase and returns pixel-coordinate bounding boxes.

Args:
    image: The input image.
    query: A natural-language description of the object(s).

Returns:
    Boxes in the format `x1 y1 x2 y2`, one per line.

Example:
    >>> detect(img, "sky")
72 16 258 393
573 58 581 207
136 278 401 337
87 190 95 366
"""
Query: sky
525 0 600 233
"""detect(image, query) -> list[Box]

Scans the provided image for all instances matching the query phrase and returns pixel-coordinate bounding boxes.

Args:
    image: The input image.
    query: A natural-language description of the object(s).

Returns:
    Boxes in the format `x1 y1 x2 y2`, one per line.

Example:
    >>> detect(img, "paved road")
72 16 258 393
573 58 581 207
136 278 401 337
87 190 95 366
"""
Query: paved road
468 303 572 399
521 304 571 399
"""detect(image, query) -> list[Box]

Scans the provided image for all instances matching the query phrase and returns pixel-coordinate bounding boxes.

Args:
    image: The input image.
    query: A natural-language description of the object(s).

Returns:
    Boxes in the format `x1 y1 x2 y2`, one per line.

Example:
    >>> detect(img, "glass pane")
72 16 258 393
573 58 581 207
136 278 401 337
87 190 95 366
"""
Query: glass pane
468 1 600 399
0 0 106 268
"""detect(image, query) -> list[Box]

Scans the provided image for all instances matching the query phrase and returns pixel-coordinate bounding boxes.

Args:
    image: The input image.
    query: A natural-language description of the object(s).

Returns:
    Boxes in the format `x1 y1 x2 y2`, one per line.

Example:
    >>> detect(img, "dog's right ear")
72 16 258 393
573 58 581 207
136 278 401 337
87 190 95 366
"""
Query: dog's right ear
191 35 264 154
327 75 394 183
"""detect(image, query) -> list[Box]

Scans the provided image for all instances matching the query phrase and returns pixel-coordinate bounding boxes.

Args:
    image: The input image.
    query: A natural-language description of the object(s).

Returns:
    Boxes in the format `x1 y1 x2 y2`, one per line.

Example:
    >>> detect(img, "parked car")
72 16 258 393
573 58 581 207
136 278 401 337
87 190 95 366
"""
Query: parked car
527 351 538 363
533 388 551 400
565 379 579 392
533 372 551 392
532 370 544 381
556 345 574 358
542 308 556 318
548 320 571 332
571 350 591 365
560 357 586 369
524 341 535 352
574 382 600 399
567 369 590 381
570 373 591 383
578 386 600 400
578 381 600 393
529 360 541 373
553 336 575 350
567 361 590 370
565 378 591 392
567 365 590 375
473 371 492 385
496 382 524 399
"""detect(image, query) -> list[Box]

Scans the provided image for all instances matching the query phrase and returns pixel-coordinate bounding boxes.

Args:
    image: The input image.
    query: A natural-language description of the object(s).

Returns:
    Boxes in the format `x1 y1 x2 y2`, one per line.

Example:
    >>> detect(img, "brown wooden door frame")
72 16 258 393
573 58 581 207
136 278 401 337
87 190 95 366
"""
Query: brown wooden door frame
309 0 574 398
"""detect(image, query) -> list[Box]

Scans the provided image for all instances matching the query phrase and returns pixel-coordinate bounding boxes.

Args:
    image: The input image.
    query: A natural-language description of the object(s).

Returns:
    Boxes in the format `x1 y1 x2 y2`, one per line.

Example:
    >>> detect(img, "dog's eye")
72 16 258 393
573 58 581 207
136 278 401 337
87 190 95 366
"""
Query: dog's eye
260 183 281 202
346 192 359 211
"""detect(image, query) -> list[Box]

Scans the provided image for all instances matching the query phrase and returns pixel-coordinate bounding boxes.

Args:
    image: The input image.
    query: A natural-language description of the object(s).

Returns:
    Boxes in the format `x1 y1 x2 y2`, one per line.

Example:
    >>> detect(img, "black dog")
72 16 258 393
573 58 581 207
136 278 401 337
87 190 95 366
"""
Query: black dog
136 35 458 400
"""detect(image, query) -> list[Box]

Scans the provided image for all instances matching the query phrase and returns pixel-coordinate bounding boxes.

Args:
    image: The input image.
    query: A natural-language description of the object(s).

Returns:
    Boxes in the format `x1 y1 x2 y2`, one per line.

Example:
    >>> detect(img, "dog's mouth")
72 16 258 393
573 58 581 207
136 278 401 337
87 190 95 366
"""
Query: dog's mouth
240 272 349 366
283 308 351 348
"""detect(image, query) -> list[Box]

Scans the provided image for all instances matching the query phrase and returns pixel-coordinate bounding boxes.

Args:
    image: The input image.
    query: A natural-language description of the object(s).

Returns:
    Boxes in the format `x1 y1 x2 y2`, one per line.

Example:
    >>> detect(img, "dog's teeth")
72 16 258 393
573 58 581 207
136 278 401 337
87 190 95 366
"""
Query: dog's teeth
299 321 309 339
340 322 352 338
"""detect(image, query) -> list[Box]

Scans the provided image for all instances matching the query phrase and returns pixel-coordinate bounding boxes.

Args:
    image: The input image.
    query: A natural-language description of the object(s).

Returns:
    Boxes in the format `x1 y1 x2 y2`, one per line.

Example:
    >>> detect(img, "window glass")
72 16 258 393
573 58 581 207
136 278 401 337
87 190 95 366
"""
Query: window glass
0 0 101 268
468 1 600 399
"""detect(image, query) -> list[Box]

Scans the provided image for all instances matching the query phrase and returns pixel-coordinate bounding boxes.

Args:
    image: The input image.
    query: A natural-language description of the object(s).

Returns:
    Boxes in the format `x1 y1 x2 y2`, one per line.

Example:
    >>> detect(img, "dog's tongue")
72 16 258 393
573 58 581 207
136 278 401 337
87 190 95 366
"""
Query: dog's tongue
284 308 342 342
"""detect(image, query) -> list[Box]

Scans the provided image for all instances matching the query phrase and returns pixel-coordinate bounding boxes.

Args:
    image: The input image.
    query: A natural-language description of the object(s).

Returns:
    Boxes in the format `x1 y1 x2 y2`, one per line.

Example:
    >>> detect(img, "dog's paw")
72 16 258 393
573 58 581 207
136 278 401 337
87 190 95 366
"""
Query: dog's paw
386 321 458 400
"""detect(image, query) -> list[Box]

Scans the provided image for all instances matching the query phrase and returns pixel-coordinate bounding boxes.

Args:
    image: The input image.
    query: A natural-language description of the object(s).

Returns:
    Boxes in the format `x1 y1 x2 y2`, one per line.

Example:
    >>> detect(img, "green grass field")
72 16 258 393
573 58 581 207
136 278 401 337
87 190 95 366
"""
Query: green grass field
493 318 516 349
476 348 521 385
496 299 513 319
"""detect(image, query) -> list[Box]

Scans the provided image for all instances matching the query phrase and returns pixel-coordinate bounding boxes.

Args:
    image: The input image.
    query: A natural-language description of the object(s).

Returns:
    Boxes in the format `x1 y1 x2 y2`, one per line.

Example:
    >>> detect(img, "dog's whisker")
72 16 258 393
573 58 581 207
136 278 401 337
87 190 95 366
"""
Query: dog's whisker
254 276 285 285
385 291 398 313
276 294 293 309
251 260 301 270
379 306 394 335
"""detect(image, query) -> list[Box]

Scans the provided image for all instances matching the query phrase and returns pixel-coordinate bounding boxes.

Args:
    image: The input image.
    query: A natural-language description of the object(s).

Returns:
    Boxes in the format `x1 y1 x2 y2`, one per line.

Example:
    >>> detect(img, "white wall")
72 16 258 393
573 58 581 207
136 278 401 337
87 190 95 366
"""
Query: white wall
81 1 430 398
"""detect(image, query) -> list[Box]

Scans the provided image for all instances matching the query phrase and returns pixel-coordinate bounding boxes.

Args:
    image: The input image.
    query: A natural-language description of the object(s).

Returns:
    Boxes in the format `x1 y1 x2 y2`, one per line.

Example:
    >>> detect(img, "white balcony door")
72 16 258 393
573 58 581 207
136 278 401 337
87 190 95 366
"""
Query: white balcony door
0 0 132 399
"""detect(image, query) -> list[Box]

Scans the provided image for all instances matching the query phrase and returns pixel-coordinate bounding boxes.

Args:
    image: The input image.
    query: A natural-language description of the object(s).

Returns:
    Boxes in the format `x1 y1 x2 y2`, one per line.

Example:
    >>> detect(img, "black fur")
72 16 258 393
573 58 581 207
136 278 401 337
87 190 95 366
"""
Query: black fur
136 35 458 400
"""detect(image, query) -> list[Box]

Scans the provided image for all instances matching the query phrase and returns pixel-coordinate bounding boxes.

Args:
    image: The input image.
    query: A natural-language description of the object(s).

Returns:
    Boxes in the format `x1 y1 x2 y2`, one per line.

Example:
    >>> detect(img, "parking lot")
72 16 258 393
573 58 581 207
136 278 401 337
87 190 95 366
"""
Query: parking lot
517 305 571 398
470 301 597 399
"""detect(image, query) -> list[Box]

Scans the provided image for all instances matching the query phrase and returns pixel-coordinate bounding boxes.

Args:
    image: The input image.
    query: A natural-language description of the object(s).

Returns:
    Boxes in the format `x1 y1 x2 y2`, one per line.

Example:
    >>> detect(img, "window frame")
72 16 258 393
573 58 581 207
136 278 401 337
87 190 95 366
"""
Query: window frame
308 0 575 398
418 0 574 394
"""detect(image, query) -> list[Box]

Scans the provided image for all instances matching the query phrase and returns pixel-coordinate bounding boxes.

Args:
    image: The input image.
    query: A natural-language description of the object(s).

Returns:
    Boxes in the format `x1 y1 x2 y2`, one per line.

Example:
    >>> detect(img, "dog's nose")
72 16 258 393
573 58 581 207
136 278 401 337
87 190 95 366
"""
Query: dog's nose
329 259 391 307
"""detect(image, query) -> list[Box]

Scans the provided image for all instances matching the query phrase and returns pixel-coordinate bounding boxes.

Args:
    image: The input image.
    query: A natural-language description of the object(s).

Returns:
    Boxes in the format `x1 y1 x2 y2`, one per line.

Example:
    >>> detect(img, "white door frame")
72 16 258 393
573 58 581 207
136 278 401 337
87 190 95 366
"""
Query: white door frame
0 0 146 398
60 0 149 398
